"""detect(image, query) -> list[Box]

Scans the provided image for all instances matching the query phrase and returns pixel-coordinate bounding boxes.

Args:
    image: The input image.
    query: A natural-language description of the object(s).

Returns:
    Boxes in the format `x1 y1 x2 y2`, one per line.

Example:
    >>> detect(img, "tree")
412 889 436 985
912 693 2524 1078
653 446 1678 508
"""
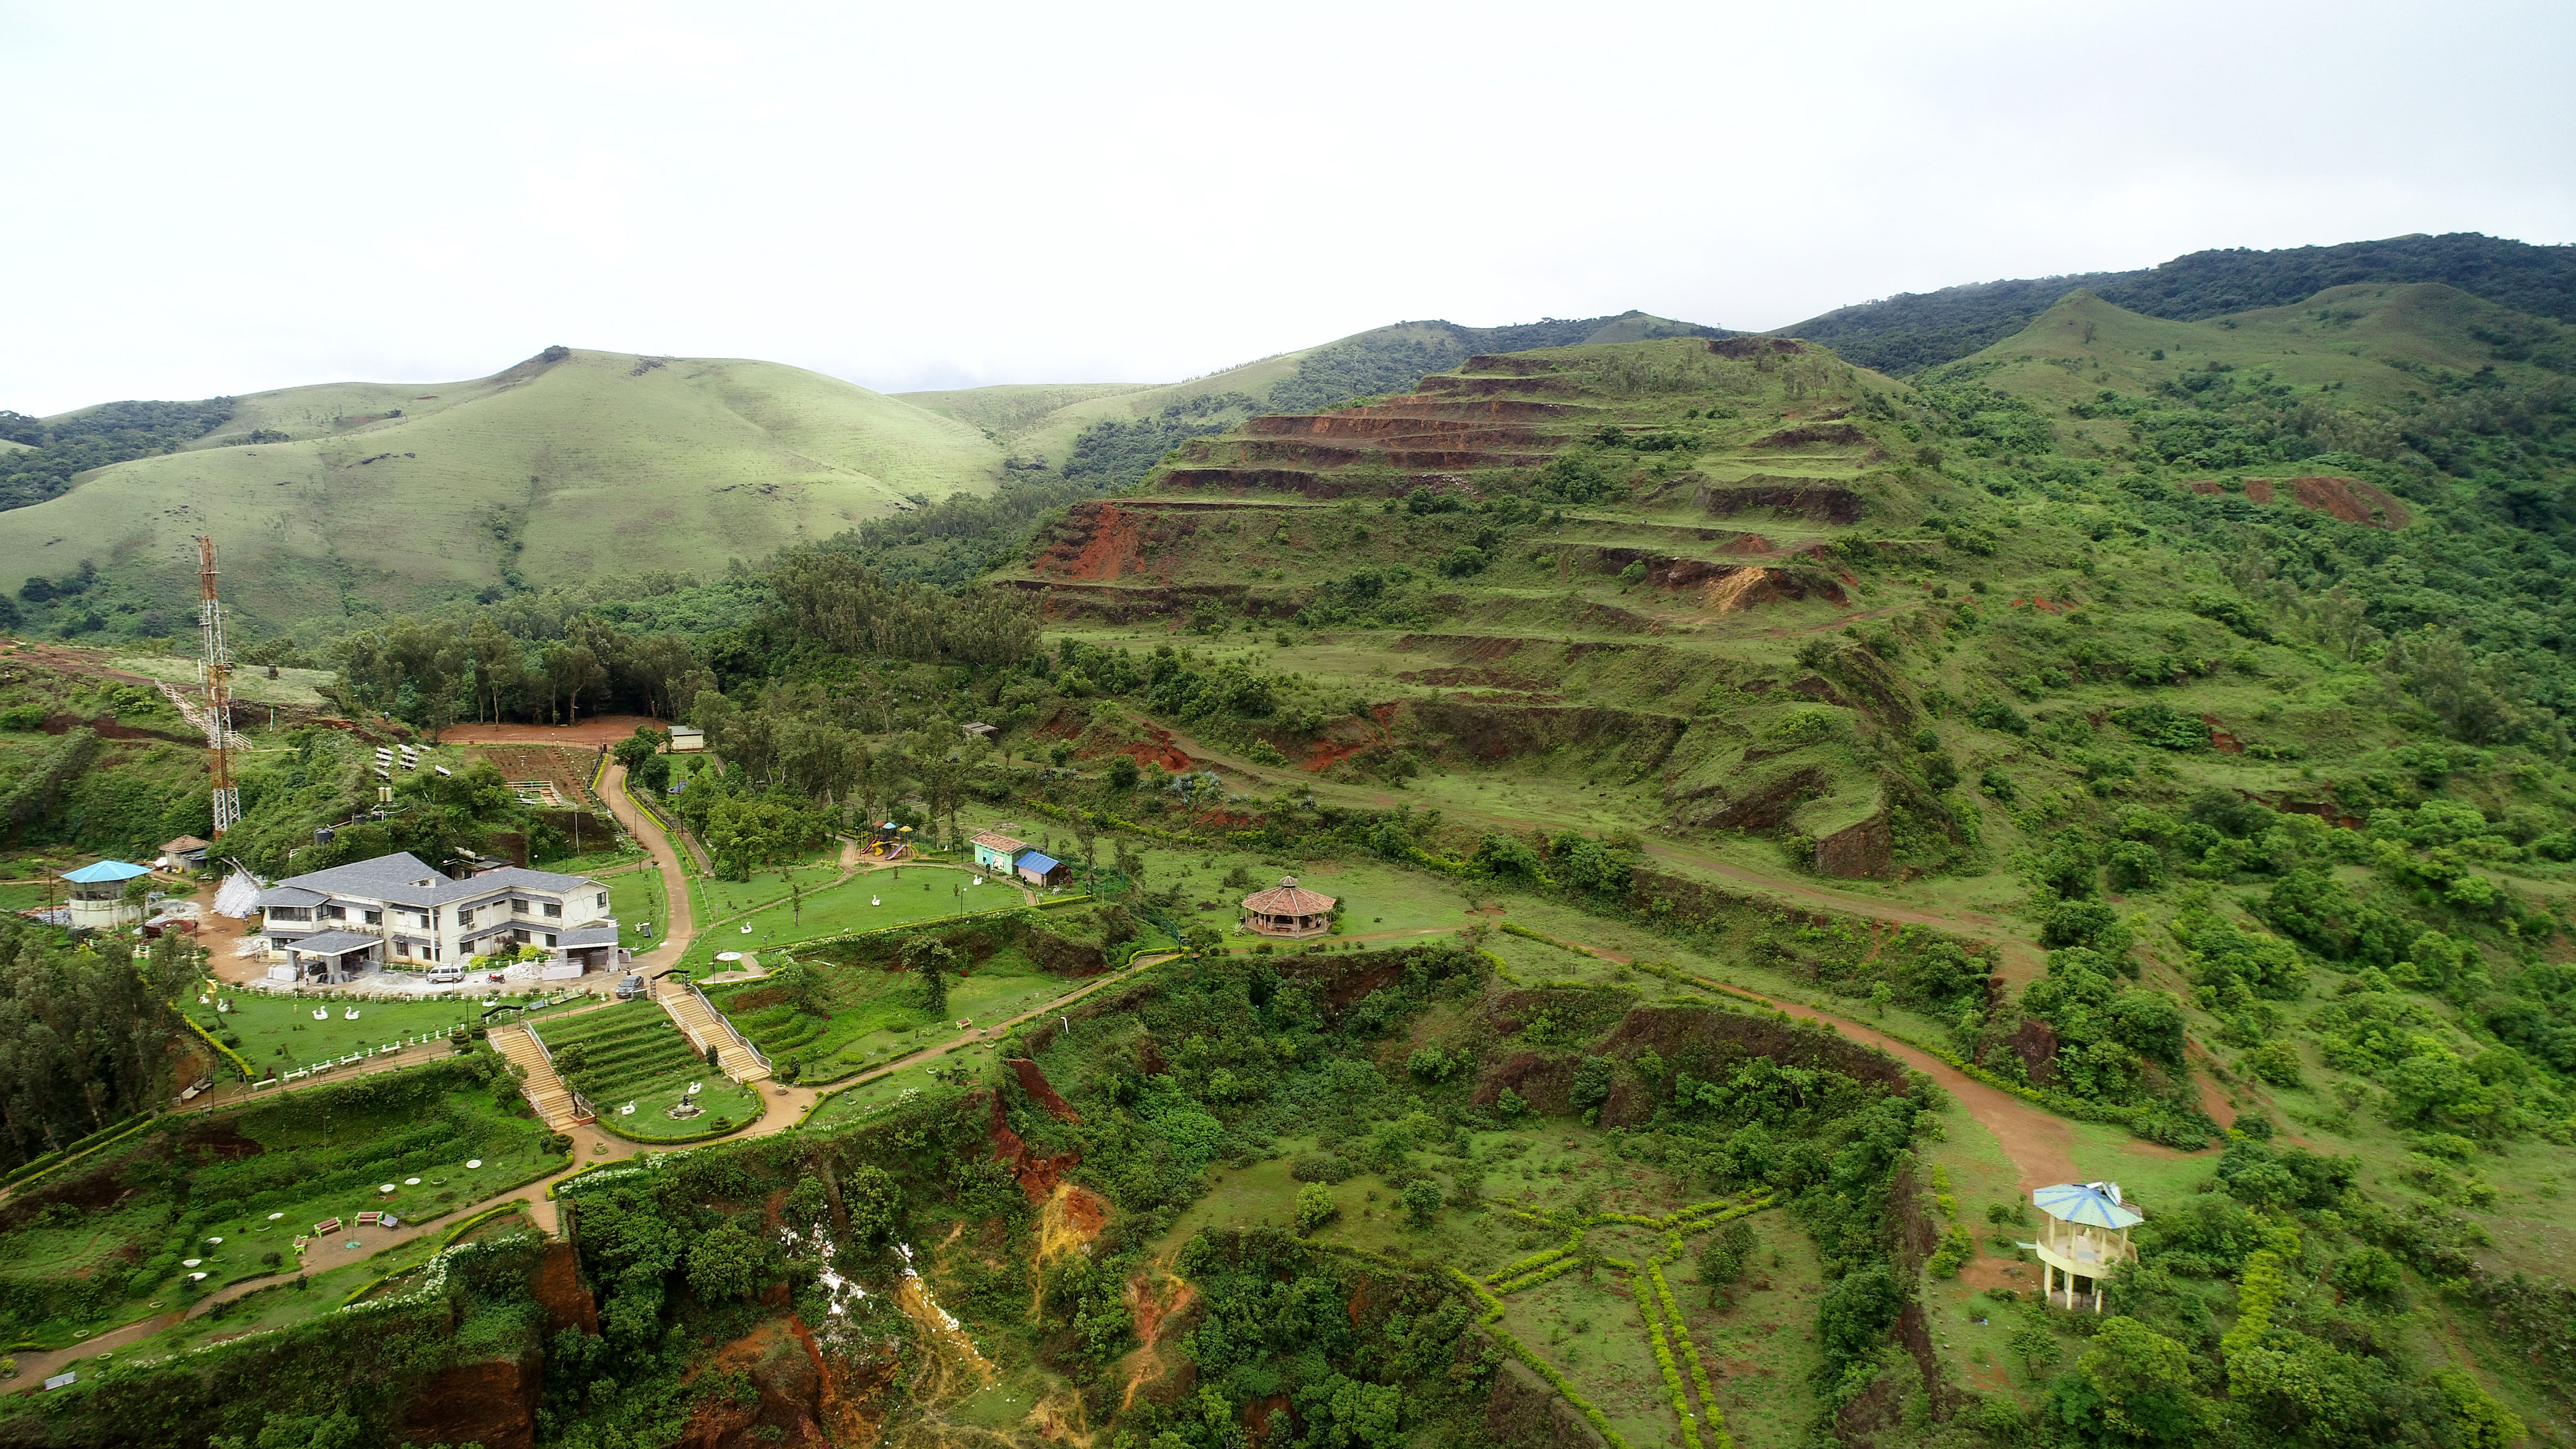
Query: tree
467 617 525 724
843 1163 903 1246
2008 1315 2061 1377
685 1217 766 1302
2053 1315 2201 1446
1399 1179 1442 1228
1295 1183 1339 1233
543 642 608 724
1105 756 1140 790
905 936 955 1015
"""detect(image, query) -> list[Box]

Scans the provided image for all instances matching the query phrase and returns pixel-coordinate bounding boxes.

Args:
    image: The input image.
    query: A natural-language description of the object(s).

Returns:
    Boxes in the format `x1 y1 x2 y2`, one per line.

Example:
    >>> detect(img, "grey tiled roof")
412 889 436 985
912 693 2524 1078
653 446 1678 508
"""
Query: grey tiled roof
557 925 620 948
272 852 599 908
286 930 381 954
254 886 327 908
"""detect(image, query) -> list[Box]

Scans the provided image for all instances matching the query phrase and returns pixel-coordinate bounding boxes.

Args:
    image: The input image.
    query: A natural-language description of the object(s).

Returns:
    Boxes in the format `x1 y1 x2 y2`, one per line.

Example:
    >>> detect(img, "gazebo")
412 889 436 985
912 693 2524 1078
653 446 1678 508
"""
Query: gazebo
1241 876 1335 939
2023 1181 2141 1312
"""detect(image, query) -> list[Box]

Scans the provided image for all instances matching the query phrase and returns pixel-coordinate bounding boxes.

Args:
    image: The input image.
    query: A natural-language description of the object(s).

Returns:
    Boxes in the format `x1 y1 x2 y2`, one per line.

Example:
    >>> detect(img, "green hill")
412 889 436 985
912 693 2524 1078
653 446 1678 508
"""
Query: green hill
0 347 1004 633
1782 231 2576 375
1944 281 2576 455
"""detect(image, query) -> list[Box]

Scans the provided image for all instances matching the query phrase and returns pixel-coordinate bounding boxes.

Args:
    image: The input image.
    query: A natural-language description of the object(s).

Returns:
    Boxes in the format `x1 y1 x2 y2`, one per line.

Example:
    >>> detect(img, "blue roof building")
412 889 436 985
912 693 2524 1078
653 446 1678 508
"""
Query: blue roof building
62 860 152 931
1014 850 1070 887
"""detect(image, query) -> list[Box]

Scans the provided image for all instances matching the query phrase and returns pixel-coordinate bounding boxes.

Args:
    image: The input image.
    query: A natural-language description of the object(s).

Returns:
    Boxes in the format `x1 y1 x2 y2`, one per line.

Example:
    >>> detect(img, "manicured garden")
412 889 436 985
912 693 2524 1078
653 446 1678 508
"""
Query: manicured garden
531 1001 762 1138
0 1057 557 1348
195 990 486 1077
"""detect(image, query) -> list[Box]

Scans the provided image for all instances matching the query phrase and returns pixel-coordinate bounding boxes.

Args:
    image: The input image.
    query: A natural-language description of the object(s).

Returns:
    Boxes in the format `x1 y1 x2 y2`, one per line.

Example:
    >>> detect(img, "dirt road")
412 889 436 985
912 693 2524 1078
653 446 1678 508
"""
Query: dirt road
599 761 696 972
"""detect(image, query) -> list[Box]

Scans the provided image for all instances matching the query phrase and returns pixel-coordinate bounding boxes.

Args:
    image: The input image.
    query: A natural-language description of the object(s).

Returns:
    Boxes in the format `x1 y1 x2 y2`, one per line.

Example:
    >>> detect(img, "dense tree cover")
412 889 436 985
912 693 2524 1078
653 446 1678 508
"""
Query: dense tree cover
0 926 194 1169
1062 391 1260 491
1788 232 2576 374
0 398 237 511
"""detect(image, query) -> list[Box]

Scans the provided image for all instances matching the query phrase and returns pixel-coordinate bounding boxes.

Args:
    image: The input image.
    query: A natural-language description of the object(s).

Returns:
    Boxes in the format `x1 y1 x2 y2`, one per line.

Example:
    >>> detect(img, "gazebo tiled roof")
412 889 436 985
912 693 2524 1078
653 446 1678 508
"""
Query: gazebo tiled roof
969 831 1027 854
1242 877 1335 915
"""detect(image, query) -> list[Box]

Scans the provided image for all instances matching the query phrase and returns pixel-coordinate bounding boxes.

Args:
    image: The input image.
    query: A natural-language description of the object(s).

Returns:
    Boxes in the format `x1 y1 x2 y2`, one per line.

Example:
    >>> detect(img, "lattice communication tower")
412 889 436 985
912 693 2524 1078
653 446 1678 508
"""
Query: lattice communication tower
195 536 240 835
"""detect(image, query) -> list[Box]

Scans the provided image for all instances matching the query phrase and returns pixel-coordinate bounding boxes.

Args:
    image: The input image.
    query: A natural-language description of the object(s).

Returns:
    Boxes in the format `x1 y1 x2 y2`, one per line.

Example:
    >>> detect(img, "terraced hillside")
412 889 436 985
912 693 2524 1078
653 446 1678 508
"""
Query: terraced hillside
995 335 1975 877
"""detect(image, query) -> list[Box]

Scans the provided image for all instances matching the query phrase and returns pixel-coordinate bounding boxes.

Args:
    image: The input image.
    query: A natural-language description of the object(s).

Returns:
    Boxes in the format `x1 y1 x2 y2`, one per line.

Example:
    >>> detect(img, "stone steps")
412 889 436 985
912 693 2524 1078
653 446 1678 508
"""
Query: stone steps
492 1025 587 1130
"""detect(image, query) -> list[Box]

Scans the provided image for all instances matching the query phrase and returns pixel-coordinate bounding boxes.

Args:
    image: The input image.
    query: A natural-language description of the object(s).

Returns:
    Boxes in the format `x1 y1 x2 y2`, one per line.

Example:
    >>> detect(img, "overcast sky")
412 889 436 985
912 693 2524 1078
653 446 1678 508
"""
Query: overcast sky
4 0 2571 415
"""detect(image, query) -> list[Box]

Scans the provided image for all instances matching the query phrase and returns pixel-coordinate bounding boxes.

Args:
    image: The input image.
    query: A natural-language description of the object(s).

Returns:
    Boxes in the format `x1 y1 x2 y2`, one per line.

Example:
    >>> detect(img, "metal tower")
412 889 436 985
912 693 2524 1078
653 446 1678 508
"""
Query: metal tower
195 536 240 836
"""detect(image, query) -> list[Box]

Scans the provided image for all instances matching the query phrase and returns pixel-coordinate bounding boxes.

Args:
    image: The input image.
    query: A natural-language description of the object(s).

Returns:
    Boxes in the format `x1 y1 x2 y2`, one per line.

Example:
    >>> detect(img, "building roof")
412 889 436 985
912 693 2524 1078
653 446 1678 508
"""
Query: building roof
253 886 328 909
1017 852 1061 874
1243 877 1336 915
63 860 151 884
287 930 380 955
962 721 996 737
270 851 599 908
667 724 703 737
2032 1182 2143 1230
558 924 620 948
969 831 1027 854
161 836 211 853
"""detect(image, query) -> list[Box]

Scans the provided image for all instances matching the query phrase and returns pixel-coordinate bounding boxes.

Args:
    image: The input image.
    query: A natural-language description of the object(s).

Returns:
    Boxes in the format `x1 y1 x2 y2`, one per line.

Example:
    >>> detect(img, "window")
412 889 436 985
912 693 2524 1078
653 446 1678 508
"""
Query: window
512 898 531 915
363 910 382 926
458 908 473 926
544 934 557 948
322 905 346 922
543 902 562 919
596 893 607 910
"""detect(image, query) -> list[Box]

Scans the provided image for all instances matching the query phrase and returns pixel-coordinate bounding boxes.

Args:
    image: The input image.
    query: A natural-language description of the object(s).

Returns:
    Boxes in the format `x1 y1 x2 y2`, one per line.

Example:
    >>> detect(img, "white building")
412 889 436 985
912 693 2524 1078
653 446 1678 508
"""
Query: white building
253 851 620 985
63 860 152 931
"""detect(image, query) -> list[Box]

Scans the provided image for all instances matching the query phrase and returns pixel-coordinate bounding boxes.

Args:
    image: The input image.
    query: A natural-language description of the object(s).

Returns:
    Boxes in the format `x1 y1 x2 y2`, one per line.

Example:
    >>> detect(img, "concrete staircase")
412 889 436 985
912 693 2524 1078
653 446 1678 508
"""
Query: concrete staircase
493 1024 588 1129
658 978 771 1084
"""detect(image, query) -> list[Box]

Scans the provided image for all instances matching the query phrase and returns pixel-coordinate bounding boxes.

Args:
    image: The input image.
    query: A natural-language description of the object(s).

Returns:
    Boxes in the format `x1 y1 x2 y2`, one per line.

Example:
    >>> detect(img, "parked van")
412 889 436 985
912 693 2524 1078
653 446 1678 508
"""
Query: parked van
428 965 464 985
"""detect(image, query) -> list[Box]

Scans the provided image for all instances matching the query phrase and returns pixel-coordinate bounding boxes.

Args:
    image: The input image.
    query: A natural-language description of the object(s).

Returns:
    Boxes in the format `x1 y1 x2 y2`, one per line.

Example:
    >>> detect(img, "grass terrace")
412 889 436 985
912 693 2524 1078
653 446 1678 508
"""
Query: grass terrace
532 1001 763 1139
709 939 1071 1082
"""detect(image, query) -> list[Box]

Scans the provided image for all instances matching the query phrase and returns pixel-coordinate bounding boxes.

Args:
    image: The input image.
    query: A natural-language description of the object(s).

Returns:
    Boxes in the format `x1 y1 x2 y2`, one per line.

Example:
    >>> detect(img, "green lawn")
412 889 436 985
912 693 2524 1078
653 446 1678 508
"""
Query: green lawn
685 853 843 931
710 943 1071 1083
533 1002 763 1139
680 864 1016 973
200 990 486 1078
607 869 673 951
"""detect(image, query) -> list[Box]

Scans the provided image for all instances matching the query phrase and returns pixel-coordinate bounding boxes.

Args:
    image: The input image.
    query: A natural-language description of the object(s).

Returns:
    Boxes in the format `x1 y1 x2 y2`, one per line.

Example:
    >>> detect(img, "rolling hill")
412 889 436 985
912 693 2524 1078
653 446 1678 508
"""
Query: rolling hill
0 347 1006 632
1782 230 2576 375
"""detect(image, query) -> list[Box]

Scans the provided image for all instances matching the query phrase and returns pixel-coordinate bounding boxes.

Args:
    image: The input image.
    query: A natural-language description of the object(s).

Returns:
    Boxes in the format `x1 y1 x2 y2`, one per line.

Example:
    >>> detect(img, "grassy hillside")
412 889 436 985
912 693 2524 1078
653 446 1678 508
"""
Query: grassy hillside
0 348 1003 633
1947 282 2576 453
1784 231 2576 375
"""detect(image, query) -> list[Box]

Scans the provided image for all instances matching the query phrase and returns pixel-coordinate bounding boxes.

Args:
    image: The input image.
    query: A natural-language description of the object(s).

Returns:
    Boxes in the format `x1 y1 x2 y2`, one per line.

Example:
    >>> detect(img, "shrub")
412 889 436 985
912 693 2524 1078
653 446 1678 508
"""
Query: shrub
1295 1183 1339 1233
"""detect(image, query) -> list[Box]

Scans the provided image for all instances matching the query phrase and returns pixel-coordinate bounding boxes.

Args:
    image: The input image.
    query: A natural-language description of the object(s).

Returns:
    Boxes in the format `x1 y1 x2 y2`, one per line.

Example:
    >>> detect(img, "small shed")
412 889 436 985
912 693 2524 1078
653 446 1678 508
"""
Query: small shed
62 860 151 931
1241 876 1336 939
1014 851 1071 888
969 831 1026 874
667 725 705 753
159 836 212 874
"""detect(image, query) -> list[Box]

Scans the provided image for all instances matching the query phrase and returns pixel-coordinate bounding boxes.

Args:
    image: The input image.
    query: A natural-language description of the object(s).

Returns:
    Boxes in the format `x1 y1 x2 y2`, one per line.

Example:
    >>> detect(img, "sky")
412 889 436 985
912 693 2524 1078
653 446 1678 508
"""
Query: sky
3 0 2572 415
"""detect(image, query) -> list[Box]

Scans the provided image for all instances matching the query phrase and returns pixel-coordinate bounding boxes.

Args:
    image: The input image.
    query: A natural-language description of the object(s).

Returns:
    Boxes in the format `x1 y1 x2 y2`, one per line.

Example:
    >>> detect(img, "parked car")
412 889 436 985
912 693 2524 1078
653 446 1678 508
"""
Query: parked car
616 973 647 1000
